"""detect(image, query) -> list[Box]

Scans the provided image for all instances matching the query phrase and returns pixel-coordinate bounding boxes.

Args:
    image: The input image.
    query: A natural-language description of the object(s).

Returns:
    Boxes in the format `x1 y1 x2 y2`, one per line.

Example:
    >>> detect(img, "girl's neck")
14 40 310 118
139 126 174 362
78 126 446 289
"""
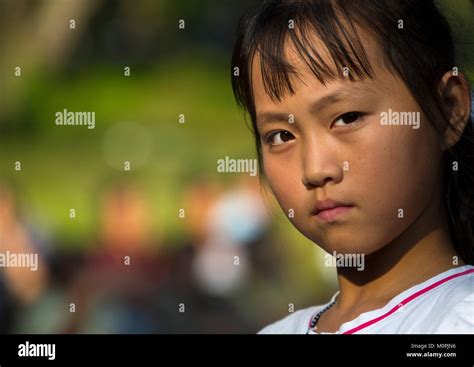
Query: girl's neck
336 227 461 312
335 205 463 312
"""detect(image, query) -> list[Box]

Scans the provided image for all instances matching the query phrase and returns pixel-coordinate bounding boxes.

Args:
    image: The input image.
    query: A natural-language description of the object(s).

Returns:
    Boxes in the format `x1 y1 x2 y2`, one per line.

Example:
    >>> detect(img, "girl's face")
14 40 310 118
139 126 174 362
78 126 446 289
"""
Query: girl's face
252 42 444 256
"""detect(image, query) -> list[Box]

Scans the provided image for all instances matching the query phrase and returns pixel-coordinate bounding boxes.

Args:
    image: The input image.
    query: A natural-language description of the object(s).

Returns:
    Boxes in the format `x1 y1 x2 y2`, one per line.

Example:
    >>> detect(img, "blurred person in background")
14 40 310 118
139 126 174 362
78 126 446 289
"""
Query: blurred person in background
58 182 169 333
0 183 49 332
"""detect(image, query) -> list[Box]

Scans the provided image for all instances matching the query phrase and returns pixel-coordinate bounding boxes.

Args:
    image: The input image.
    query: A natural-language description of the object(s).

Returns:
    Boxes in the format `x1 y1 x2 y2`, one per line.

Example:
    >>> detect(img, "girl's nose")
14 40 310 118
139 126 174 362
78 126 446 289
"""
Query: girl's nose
301 138 343 189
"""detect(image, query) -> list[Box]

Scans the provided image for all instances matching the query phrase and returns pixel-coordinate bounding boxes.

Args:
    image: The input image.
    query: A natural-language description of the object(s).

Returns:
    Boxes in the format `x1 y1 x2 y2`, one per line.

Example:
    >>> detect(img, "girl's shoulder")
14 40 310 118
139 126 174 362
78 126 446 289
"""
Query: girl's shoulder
257 265 474 334
432 266 474 333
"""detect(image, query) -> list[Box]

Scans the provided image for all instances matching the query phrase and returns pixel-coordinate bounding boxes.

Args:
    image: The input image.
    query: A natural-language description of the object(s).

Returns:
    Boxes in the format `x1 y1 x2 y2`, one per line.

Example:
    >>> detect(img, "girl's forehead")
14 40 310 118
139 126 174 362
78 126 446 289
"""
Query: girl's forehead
250 30 390 105
251 49 394 109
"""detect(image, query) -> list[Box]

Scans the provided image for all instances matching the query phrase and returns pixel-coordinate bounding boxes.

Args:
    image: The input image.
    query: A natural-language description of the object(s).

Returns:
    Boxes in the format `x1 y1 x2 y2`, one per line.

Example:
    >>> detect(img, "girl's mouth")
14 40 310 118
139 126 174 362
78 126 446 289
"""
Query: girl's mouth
315 205 353 222
313 199 354 222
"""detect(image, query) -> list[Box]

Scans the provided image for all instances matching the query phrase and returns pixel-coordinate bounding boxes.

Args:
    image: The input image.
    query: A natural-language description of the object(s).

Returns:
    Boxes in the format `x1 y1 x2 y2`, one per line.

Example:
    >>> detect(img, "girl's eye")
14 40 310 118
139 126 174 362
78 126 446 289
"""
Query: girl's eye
266 130 295 146
333 112 364 127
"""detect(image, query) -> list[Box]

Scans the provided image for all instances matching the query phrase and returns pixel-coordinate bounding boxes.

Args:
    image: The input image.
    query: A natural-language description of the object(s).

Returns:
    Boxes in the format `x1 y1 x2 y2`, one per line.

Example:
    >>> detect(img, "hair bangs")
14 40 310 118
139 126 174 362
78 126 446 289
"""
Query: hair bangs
236 0 376 106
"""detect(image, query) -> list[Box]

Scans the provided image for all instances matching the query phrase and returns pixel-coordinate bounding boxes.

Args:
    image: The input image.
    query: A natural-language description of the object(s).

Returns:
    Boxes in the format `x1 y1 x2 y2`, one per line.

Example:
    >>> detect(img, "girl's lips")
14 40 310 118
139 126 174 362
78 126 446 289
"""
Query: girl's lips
315 205 354 222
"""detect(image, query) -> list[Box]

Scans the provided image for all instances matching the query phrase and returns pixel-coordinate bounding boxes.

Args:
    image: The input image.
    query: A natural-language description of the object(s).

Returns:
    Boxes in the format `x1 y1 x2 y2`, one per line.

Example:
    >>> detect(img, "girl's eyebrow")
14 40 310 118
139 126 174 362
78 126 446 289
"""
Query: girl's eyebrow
309 91 348 115
256 111 290 127
257 85 371 127
309 85 374 114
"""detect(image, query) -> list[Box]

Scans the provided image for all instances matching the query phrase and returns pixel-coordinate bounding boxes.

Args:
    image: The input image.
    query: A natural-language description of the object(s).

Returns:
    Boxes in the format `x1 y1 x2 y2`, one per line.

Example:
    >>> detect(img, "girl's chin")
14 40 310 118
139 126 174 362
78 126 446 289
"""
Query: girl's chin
308 237 382 256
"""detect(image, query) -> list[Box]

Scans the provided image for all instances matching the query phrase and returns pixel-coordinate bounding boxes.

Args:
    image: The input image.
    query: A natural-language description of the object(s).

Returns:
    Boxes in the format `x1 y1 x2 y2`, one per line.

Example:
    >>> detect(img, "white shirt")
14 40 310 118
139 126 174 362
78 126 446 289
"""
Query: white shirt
259 265 474 334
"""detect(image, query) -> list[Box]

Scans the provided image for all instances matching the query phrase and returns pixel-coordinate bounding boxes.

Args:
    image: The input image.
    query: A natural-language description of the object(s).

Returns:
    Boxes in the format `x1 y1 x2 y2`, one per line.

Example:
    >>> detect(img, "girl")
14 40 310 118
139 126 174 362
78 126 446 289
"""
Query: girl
231 0 474 333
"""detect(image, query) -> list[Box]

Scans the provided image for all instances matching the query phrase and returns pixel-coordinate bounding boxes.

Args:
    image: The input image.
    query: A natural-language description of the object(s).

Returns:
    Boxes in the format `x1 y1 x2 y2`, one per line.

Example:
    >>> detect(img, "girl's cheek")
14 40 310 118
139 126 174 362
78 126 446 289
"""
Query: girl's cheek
362 127 433 221
264 155 300 211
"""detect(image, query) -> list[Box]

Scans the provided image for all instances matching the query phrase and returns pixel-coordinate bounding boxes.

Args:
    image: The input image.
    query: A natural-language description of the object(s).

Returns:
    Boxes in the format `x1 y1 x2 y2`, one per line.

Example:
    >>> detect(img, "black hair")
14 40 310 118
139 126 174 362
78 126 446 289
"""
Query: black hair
231 0 474 264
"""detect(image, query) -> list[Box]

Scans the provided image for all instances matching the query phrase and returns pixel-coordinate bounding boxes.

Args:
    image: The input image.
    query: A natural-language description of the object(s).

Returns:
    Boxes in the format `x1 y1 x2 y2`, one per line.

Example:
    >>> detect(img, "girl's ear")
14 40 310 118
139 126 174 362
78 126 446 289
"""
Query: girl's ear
439 70 472 151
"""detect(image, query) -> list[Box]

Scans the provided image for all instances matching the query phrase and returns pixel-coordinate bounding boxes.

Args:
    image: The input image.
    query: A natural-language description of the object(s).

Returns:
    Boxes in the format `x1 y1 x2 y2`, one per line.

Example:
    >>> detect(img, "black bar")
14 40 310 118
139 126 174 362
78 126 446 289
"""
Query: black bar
0 334 472 366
